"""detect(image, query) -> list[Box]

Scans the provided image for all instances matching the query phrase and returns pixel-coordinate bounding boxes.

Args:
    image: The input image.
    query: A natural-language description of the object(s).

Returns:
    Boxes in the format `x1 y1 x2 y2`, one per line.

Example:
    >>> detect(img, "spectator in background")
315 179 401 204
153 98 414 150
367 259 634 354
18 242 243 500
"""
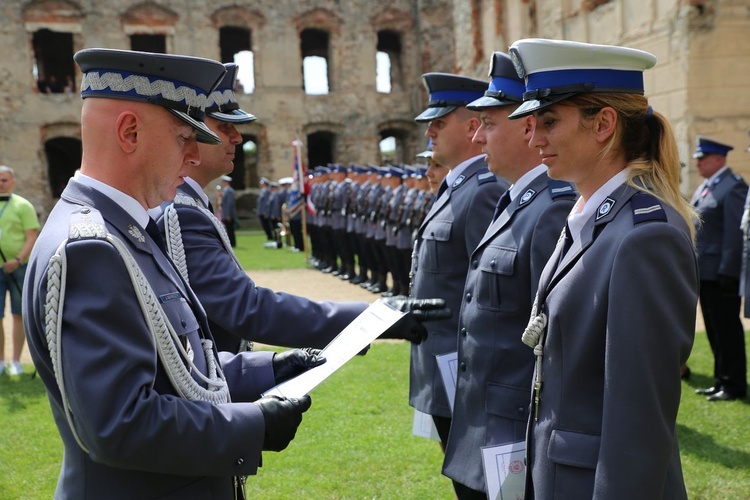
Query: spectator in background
220 175 237 247
0 165 39 376
691 136 748 402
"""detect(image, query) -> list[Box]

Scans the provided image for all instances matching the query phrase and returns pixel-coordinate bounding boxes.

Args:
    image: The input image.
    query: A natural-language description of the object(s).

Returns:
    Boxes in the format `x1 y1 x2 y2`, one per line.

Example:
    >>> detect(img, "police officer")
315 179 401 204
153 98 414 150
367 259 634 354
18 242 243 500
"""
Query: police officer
440 52 577 498
409 72 509 453
691 137 748 401
23 48 322 499
508 38 697 498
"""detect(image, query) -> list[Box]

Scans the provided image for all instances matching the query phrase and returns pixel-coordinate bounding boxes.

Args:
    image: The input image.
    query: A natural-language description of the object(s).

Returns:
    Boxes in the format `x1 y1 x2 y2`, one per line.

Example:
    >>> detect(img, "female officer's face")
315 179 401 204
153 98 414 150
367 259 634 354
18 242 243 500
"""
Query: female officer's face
529 103 601 190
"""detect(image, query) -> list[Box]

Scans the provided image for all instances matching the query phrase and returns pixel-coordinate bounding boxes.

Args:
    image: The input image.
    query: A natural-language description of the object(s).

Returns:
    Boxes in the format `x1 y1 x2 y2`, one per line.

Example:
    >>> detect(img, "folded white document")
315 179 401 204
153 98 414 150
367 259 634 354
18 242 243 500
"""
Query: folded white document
262 299 405 399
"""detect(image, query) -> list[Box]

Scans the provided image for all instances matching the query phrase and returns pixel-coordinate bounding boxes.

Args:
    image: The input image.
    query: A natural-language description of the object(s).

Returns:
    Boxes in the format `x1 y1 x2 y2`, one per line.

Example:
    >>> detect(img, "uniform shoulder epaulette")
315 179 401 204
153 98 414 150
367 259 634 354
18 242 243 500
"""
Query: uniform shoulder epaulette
477 168 497 185
547 179 577 199
630 191 667 224
68 206 107 240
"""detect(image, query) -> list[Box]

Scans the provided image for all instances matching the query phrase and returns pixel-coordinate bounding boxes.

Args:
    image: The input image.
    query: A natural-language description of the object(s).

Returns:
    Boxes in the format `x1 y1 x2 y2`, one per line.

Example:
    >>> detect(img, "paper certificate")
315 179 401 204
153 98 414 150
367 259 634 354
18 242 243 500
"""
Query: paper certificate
436 351 458 412
481 441 527 500
412 409 440 441
262 299 406 399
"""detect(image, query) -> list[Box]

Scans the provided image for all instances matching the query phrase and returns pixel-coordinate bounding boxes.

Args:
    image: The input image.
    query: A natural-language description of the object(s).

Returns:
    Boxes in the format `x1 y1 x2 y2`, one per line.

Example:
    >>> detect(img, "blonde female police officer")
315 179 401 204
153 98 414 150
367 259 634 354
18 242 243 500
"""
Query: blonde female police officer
508 39 698 499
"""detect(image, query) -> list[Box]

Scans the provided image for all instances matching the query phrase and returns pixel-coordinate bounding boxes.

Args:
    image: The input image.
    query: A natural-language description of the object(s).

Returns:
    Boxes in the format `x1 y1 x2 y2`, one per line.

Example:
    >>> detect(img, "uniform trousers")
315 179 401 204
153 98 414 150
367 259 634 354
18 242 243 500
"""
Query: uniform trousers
699 279 748 396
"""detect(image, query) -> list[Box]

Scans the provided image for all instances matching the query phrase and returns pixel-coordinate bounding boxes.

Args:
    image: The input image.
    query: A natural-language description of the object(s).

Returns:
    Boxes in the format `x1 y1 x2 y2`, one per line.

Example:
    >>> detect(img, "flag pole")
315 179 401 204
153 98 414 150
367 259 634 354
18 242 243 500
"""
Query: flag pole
293 138 309 260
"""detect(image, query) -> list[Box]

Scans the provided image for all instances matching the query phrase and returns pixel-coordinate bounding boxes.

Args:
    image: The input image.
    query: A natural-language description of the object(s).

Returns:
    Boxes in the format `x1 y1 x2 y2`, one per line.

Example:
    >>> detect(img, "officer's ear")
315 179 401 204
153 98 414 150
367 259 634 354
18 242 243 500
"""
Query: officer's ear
593 106 618 144
115 111 141 154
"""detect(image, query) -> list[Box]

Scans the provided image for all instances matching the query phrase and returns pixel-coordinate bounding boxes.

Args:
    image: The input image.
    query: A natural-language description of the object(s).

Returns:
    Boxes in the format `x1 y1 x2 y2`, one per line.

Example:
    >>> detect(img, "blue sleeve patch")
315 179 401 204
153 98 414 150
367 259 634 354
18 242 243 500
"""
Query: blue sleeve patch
477 168 497 185
547 179 577 199
630 192 667 224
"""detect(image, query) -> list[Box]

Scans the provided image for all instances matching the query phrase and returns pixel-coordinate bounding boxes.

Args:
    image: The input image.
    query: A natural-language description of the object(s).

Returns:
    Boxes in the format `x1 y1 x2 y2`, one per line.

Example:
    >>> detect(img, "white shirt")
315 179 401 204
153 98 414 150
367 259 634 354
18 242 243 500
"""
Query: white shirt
506 164 548 202
567 168 632 244
444 154 486 189
74 171 150 229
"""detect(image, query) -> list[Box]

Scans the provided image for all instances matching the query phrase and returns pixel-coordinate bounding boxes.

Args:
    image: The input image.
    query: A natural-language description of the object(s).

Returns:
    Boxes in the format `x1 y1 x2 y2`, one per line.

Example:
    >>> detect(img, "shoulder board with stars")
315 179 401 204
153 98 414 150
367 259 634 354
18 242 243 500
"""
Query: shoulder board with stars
630 191 667 224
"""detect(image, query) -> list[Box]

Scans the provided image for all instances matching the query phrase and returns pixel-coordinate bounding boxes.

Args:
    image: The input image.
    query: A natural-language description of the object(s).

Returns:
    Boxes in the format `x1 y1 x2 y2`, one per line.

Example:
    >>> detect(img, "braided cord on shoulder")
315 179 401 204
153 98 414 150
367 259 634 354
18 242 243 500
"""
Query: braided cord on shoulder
43 232 231 453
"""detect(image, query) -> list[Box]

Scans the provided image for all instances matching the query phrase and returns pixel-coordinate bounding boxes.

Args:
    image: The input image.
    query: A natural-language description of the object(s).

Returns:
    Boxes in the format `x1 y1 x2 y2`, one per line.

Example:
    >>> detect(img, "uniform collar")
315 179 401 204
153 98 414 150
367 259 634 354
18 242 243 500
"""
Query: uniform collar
507 163 547 201
567 168 631 242
444 153 485 187
74 171 150 229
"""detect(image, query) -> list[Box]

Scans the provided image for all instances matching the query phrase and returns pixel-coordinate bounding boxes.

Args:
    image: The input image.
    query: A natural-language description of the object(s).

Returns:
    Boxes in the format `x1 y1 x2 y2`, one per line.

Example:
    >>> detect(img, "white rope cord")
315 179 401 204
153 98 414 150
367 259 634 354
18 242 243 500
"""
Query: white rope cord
44 227 231 452
164 195 252 352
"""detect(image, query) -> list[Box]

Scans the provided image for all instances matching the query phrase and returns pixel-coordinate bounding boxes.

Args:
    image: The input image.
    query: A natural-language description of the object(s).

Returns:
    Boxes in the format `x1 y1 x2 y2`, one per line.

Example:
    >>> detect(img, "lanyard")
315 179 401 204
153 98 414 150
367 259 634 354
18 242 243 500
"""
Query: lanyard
0 194 12 221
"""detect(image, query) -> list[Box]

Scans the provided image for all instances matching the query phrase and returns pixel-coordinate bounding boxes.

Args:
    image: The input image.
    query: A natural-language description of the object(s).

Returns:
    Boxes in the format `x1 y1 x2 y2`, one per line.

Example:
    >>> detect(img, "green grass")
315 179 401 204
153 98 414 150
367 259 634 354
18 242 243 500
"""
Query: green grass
232 230 309 271
3 239 748 497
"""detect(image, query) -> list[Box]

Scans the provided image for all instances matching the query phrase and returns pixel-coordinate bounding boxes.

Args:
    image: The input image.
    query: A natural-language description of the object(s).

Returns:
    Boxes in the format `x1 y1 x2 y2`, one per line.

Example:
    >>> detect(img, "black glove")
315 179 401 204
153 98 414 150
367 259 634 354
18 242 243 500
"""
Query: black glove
255 395 312 452
272 348 326 385
379 296 452 344
382 295 452 322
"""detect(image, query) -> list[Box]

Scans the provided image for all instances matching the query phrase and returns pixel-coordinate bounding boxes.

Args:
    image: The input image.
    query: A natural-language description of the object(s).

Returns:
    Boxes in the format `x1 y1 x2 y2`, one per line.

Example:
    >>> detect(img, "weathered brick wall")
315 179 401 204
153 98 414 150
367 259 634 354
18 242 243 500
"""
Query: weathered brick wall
1 0 456 219
451 0 750 194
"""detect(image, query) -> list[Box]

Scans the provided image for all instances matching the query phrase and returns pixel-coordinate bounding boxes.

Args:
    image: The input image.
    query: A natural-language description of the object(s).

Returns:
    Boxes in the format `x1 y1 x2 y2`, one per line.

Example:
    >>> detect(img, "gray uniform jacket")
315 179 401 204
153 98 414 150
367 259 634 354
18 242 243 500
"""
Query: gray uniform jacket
526 182 697 499
23 179 275 499
691 167 747 281
409 158 508 417
443 173 576 492
160 183 368 353
221 184 237 221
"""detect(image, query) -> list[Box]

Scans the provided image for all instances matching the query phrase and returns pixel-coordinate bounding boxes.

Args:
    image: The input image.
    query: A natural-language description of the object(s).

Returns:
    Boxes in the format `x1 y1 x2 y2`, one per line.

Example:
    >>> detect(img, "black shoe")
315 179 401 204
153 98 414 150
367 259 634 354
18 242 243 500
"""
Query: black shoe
321 266 334 274
350 276 364 285
331 269 341 277
360 280 375 289
680 366 691 381
338 273 351 281
381 290 395 298
370 283 387 294
707 390 743 402
695 386 721 395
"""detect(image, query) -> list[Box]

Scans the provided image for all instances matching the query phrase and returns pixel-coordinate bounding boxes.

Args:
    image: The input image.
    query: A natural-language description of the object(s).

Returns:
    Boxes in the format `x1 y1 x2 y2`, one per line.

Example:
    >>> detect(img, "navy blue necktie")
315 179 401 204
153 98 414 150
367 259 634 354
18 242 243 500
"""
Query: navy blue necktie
146 218 167 255
492 191 512 222
436 180 448 199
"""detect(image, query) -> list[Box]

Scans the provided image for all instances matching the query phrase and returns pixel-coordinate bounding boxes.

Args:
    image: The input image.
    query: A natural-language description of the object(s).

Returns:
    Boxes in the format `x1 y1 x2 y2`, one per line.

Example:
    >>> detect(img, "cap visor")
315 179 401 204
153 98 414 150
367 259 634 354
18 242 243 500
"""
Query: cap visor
466 95 520 110
207 108 257 124
416 150 434 158
415 105 457 123
508 92 578 119
692 152 705 159
168 109 221 144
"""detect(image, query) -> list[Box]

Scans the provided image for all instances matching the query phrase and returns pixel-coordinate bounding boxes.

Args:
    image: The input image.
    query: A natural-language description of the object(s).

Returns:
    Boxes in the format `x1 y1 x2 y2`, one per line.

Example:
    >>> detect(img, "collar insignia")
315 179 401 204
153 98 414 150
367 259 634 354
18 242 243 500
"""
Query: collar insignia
452 175 466 188
520 189 535 205
596 197 616 220
128 224 145 243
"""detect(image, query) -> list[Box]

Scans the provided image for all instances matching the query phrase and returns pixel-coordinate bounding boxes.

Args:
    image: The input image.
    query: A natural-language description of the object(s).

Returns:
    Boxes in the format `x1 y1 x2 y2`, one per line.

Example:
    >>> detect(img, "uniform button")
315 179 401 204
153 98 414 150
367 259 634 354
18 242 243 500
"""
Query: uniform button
181 319 187 327
472 260 478 269
490 259 496 268
518 407 525 415
236 458 244 466
465 292 472 302
460 328 467 337
80 208 90 214
460 362 467 372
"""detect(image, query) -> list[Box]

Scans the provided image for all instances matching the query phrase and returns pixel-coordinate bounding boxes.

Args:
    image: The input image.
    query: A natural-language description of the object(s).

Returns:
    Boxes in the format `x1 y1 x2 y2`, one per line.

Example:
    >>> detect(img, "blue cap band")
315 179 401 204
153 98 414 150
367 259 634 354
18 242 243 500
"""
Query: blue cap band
526 68 644 94
488 76 525 100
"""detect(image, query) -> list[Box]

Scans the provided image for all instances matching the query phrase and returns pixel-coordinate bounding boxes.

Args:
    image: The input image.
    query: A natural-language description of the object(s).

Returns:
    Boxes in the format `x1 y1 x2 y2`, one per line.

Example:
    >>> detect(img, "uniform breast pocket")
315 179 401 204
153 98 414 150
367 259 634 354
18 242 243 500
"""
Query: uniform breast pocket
420 220 453 273
159 294 200 340
476 246 518 312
